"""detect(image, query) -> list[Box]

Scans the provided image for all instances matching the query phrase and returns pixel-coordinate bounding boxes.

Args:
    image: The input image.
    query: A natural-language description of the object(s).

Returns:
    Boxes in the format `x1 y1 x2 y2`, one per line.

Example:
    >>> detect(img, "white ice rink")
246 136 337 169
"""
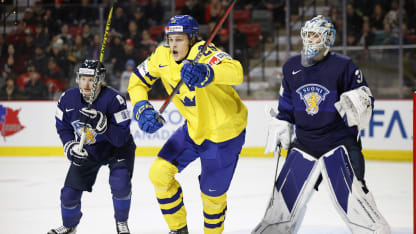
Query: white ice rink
0 156 413 234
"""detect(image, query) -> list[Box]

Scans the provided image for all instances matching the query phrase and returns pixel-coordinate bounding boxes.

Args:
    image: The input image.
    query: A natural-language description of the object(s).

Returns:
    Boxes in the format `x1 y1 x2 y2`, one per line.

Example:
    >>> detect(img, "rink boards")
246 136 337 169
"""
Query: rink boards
0 100 412 161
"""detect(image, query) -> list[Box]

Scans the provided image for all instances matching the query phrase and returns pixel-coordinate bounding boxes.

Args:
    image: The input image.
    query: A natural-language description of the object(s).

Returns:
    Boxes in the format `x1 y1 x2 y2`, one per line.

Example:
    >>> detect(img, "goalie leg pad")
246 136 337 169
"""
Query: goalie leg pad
252 148 321 234
321 146 391 234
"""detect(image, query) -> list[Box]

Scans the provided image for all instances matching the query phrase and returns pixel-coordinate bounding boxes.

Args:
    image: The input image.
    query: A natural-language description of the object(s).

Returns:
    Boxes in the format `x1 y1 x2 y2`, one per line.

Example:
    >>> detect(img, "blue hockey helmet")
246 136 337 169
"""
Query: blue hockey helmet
300 15 336 66
165 15 199 42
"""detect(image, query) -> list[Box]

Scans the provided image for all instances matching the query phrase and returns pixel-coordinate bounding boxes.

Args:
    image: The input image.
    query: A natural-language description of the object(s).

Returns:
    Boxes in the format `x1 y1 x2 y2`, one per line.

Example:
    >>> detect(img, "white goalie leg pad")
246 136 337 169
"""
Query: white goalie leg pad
252 148 321 234
320 146 391 234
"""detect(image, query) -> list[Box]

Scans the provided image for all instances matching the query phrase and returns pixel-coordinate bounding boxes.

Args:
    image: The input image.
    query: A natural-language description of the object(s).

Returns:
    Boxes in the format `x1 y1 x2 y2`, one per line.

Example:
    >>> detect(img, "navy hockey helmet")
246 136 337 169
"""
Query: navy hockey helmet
76 59 106 84
300 15 336 66
165 15 199 42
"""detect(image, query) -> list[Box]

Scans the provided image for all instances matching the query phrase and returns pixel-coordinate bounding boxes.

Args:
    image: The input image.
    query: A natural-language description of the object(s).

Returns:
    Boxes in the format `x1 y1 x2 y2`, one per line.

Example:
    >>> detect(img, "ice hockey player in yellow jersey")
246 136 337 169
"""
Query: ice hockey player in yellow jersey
128 15 247 234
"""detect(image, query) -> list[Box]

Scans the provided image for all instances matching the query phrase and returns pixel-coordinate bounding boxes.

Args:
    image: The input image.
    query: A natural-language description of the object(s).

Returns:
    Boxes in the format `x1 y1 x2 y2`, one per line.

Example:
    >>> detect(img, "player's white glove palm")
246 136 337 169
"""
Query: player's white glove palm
334 86 372 133
64 140 88 166
79 107 107 134
264 106 292 154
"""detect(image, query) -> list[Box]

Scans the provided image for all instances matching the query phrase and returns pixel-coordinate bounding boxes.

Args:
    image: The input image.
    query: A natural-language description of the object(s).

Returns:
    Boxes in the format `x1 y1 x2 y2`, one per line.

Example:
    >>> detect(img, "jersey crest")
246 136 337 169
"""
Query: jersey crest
296 84 329 115
72 121 97 145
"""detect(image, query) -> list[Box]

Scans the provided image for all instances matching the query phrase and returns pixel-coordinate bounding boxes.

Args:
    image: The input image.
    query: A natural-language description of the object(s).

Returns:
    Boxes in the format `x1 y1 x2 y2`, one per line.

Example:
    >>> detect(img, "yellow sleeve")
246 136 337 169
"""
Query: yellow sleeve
189 42 244 86
127 47 162 106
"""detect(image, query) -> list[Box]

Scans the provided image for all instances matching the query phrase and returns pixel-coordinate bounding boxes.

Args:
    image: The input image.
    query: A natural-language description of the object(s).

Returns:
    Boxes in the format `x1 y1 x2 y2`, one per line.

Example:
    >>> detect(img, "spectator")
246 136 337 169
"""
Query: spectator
42 8 60 35
80 23 94 47
119 59 135 98
132 7 149 31
180 0 206 24
33 23 50 50
56 23 73 47
16 29 36 61
358 18 376 48
31 46 49 75
112 7 129 36
383 0 402 33
370 3 385 32
144 0 165 25
126 20 142 48
139 29 156 57
22 8 37 27
23 64 49 100
346 2 363 41
122 0 143 20
205 0 225 24
48 37 70 75
1 44 26 75
67 35 87 65
113 39 141 77
0 75 23 100
73 0 98 26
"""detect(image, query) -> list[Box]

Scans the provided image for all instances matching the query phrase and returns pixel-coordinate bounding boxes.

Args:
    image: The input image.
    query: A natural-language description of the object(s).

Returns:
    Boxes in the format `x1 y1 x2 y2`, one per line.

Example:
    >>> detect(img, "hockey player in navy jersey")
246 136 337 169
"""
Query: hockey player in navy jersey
48 60 135 234
252 15 391 234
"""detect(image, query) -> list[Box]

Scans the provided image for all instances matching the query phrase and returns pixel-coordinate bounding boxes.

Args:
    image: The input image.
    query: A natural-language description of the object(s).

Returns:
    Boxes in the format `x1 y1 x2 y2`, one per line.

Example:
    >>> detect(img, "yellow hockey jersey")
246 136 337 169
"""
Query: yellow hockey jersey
128 41 247 145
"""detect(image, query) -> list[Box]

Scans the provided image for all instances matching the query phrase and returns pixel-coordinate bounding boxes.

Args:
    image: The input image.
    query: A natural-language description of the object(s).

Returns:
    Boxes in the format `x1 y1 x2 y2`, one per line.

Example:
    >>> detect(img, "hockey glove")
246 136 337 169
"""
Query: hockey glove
64 140 88 166
181 61 214 88
79 108 107 134
264 106 292 154
334 86 372 133
133 100 165 133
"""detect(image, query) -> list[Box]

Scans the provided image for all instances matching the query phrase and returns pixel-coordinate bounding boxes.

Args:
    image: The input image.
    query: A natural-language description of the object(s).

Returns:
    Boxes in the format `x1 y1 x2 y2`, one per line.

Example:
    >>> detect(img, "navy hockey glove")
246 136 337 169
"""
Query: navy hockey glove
181 61 214 88
79 107 107 134
133 100 165 133
64 140 88 166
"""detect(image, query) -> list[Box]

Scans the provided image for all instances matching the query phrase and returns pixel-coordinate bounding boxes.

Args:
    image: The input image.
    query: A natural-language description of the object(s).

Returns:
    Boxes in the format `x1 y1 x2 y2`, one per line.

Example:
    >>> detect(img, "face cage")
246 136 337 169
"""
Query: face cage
301 27 335 58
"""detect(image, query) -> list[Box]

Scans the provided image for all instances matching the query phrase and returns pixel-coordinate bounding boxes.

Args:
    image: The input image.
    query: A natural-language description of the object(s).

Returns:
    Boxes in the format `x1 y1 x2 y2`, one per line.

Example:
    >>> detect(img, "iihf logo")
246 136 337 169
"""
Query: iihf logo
296 84 329 116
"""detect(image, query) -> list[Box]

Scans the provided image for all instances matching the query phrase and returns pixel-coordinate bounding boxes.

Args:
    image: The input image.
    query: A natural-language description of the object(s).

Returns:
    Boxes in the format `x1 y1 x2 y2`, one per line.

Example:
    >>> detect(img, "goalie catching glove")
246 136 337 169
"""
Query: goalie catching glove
264 106 292 154
64 140 88 166
79 107 107 134
133 100 165 133
334 86 373 135
181 60 214 88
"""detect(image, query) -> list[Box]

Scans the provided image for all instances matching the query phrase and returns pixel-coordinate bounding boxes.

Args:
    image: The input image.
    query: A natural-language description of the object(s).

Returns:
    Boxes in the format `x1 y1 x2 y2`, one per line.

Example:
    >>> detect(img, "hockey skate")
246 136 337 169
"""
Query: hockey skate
47 226 76 234
116 221 130 234
169 225 189 234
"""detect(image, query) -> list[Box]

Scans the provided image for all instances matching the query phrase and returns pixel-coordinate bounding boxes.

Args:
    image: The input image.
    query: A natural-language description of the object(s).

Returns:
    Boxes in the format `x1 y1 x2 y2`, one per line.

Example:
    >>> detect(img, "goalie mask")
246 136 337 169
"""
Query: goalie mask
300 15 336 67
165 15 199 45
76 59 106 102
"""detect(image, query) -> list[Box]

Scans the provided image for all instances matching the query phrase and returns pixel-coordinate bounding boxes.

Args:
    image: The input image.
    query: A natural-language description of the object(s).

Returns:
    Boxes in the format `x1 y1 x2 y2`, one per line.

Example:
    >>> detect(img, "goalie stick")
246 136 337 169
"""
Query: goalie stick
78 0 117 150
158 0 237 114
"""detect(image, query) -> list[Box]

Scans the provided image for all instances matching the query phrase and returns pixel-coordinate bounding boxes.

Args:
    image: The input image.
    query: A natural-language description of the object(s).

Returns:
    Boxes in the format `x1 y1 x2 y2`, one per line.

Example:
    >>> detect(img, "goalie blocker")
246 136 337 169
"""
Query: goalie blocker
252 146 390 234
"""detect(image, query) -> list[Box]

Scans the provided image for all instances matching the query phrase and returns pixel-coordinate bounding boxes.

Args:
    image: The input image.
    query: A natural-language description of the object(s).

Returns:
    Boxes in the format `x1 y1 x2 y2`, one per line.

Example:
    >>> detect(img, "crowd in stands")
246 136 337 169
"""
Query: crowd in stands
0 0 415 100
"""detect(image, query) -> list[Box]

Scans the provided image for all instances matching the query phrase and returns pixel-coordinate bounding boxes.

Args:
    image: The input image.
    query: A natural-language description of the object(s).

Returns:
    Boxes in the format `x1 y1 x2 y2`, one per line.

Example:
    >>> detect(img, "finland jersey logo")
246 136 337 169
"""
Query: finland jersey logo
72 121 97 145
296 84 329 115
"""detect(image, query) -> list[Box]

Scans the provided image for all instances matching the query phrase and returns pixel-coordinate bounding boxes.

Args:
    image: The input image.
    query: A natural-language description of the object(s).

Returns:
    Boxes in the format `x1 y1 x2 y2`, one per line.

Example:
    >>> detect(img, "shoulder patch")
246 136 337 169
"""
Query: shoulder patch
137 59 149 77
208 51 232 66
114 109 130 124
55 106 63 121
116 94 125 106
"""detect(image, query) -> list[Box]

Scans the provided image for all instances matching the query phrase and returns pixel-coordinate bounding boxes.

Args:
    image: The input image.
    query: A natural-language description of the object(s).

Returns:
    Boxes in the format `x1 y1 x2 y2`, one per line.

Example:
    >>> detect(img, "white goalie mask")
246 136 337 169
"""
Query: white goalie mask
300 15 336 67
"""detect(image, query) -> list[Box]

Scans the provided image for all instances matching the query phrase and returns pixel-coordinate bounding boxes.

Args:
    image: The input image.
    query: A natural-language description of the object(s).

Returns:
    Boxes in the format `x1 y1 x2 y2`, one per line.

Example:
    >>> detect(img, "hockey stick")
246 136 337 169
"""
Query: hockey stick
78 0 117 150
270 145 282 206
158 0 237 114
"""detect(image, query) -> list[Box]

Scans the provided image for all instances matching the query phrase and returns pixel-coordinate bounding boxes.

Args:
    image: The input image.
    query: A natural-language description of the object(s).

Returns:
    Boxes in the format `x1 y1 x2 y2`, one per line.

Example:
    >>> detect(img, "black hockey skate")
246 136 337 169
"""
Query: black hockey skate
169 225 189 234
47 225 76 234
116 221 130 234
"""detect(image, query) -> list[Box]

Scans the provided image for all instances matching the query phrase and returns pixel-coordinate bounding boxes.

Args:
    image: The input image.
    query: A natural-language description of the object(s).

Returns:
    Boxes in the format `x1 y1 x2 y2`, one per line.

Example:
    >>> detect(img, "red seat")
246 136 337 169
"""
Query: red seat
69 27 83 37
233 9 251 25
238 24 261 48
175 0 186 11
149 25 165 40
